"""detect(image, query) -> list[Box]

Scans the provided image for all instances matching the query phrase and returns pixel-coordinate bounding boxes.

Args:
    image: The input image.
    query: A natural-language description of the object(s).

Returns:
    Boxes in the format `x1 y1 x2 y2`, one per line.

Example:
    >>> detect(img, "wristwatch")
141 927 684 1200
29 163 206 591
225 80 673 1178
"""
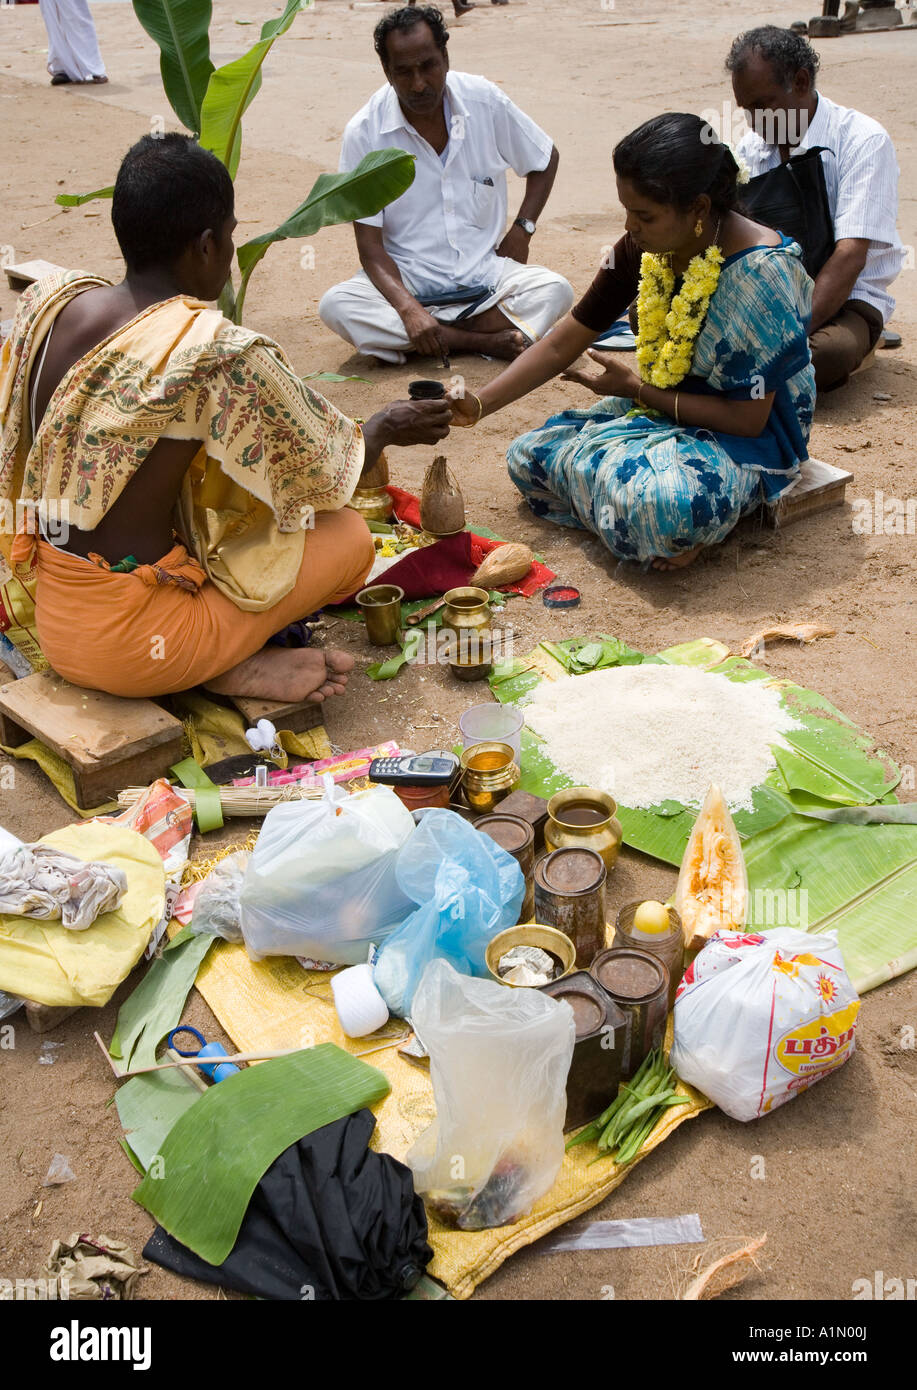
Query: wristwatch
514 217 536 236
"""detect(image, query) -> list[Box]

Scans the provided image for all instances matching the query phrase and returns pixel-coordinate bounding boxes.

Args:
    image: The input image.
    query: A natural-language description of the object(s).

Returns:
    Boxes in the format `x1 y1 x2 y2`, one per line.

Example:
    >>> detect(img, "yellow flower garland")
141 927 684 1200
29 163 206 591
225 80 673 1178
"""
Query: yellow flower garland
635 243 724 389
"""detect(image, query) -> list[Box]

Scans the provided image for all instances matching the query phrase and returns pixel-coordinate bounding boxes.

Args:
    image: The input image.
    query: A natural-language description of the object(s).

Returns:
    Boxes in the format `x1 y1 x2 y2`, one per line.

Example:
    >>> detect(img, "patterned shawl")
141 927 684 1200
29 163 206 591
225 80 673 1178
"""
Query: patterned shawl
0 273 364 612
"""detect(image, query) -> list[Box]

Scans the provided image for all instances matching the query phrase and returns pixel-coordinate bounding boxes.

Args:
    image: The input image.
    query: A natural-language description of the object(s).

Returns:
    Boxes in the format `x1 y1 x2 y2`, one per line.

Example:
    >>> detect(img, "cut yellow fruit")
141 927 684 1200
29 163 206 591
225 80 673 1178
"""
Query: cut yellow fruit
675 784 747 951
633 900 671 935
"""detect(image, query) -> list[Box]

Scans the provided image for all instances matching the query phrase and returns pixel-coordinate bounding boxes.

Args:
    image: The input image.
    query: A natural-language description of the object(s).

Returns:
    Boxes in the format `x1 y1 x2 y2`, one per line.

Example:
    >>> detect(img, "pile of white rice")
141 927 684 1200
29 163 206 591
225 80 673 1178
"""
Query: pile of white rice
523 664 802 811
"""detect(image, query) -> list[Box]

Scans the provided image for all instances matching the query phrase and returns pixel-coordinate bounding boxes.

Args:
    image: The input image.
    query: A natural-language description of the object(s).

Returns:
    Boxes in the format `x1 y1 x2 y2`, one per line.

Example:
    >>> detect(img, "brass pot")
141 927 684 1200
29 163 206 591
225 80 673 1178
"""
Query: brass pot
442 586 492 681
485 923 577 987
348 485 394 523
460 740 520 814
544 787 623 872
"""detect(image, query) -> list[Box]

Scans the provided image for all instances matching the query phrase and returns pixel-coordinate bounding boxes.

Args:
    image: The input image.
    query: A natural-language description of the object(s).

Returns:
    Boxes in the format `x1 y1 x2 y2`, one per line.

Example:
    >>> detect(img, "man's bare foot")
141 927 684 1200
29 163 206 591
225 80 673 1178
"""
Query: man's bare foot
205 647 355 704
651 544 703 572
438 324 528 359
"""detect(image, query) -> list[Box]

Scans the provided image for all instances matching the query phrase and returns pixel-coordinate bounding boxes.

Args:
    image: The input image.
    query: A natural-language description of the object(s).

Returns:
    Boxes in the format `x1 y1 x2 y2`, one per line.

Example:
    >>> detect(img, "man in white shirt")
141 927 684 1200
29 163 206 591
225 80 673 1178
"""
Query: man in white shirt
728 26 905 391
319 5 573 365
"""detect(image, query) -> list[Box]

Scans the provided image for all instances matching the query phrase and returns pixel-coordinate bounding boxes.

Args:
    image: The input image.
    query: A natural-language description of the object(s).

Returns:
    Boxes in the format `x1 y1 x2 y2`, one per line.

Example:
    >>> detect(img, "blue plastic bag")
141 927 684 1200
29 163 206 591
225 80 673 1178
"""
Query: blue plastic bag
372 810 525 1017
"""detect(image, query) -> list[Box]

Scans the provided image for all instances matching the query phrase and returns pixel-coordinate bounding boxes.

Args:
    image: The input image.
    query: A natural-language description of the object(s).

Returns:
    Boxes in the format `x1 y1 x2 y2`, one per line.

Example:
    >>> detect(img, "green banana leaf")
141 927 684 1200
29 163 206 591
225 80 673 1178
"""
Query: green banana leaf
233 148 415 320
109 927 214 1072
132 0 215 135
132 1046 391 1264
744 814 917 993
199 0 308 178
115 1067 203 1172
55 185 115 208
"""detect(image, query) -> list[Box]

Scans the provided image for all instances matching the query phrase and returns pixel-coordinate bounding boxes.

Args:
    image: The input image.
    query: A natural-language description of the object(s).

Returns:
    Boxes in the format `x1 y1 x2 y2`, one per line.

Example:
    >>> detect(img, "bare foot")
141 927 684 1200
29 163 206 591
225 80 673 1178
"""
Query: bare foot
205 647 355 704
438 323 528 360
486 329 529 359
651 545 703 572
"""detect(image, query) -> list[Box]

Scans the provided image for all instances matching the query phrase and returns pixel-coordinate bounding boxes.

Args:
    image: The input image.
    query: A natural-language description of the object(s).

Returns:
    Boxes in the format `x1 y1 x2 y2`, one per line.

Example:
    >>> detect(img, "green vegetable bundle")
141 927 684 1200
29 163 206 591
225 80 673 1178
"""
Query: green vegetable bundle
566 1048 690 1166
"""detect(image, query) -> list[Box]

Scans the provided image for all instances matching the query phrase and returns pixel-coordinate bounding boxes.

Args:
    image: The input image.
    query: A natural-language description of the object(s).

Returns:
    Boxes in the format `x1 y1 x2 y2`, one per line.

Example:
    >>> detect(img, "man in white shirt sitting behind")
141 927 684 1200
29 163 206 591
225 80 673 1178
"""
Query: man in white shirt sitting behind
728 26 905 391
319 5 573 365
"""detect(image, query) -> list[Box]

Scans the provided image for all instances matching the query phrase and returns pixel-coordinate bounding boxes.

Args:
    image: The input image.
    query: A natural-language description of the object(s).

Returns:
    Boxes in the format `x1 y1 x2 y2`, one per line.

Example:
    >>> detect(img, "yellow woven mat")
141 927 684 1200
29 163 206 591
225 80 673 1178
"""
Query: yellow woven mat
193 939 710 1299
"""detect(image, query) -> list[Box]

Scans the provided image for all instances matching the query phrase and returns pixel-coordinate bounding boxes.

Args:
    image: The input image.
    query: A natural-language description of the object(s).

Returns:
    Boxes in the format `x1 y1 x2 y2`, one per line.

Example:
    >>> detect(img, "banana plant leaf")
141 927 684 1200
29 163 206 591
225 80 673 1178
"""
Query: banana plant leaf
116 1067 203 1172
743 813 917 993
132 0 215 135
132 1045 391 1265
233 148 415 320
55 185 115 208
109 927 214 1072
199 0 308 178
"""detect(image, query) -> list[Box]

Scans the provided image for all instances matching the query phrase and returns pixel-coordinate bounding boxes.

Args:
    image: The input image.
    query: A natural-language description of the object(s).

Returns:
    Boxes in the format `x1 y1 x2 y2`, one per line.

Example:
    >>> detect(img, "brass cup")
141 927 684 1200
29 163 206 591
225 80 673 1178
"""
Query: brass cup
485 923 578 987
356 584 404 646
460 740 520 814
544 786 623 872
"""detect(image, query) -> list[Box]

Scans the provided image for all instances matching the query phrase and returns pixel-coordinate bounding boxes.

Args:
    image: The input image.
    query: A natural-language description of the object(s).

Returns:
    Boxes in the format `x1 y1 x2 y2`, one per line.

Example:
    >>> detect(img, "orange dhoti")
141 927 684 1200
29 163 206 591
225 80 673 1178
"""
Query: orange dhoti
30 508 374 697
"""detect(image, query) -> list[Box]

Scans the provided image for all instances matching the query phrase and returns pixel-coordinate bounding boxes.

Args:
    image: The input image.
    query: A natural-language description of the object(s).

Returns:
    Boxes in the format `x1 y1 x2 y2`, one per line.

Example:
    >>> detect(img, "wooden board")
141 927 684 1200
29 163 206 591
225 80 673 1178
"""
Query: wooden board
230 694 325 736
771 456 853 528
0 671 184 809
4 258 69 292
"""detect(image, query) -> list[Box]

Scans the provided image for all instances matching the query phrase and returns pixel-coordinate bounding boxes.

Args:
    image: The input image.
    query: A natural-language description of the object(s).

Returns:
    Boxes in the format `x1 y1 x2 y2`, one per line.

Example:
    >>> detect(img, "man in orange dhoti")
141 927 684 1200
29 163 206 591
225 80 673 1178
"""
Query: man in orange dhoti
0 135 449 702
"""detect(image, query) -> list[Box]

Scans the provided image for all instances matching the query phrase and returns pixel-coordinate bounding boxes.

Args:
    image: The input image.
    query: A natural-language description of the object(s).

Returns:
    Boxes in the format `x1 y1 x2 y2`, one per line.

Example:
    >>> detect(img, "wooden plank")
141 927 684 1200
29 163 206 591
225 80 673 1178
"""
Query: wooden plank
230 694 325 736
25 1001 80 1034
4 258 69 292
772 457 853 528
0 671 184 808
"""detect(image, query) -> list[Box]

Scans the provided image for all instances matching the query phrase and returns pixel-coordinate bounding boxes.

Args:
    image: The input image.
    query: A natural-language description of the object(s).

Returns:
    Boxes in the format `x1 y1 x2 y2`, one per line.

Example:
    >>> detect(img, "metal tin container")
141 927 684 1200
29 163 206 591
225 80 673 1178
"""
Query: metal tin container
533 846 608 969
475 812 535 923
442 586 492 681
611 902 685 1011
460 741 520 815
590 947 669 1080
394 782 452 813
485 923 577 987
355 583 404 646
540 971 628 1131
544 786 623 872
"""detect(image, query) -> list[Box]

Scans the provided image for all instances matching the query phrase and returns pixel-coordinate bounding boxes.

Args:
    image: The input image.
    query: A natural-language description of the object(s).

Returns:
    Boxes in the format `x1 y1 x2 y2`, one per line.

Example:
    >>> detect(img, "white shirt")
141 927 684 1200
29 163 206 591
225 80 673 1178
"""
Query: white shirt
338 71 554 298
738 92 905 322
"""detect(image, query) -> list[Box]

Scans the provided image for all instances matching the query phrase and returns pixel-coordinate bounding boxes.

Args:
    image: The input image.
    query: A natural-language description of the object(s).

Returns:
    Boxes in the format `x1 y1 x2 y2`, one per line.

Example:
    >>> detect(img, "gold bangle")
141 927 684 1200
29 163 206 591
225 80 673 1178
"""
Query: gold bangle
674 393 680 426
635 384 645 411
466 391 484 425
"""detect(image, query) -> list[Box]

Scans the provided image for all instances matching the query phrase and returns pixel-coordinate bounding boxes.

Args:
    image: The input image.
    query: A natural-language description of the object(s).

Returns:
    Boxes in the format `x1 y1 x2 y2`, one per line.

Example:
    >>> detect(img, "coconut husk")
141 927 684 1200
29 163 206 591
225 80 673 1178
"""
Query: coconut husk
471 542 534 589
681 1234 767 1299
735 623 835 658
420 455 465 536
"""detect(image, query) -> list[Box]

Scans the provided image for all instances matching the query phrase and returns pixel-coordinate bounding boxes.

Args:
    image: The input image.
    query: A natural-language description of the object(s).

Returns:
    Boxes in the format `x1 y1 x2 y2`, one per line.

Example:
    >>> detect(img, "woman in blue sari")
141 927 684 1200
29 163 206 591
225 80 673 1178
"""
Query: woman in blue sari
451 114 815 569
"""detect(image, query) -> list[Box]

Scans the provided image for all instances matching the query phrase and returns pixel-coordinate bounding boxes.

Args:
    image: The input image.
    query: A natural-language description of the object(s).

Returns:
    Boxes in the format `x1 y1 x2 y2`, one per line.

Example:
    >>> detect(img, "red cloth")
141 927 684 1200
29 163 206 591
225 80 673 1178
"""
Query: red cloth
385 486 555 597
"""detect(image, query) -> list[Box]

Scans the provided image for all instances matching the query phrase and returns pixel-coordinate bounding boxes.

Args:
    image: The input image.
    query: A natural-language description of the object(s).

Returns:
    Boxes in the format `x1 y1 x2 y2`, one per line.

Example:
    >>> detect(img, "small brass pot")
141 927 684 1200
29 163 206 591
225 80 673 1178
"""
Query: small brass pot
348 485 394 523
485 923 577 987
355 583 404 646
460 740 520 814
442 586 493 681
544 786 623 872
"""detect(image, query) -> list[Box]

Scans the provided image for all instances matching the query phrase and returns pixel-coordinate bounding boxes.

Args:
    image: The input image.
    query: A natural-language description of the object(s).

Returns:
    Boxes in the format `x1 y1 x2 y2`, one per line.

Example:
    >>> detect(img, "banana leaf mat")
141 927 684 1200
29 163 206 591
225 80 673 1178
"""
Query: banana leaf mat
185 913 708 1300
489 635 916 994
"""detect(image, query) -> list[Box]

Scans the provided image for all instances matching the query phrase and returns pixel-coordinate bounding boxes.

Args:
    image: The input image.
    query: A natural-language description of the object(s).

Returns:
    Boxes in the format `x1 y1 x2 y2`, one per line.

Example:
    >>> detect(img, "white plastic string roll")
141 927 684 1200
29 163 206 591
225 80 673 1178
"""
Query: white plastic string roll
331 964 390 1038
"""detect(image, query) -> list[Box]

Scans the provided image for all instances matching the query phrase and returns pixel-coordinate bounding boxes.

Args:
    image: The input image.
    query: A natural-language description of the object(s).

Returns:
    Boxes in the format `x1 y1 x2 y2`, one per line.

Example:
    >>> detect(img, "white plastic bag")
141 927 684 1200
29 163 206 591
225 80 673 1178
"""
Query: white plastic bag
671 928 860 1121
239 777 415 963
406 960 575 1229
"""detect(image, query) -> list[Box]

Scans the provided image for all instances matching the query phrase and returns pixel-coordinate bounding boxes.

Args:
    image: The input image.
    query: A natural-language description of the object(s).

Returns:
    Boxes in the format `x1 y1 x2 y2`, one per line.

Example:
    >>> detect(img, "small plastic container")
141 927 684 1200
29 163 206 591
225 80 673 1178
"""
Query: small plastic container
459 703 524 761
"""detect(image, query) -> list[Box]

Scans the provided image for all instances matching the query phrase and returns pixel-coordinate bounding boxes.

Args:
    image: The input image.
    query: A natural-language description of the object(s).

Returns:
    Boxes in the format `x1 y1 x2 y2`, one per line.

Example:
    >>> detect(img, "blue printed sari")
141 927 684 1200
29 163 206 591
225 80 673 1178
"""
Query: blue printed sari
507 237 815 563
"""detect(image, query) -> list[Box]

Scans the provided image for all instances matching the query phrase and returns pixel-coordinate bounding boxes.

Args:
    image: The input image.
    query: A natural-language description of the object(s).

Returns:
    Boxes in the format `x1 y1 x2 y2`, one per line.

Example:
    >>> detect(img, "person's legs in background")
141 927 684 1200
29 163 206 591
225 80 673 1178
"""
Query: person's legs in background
809 301 883 393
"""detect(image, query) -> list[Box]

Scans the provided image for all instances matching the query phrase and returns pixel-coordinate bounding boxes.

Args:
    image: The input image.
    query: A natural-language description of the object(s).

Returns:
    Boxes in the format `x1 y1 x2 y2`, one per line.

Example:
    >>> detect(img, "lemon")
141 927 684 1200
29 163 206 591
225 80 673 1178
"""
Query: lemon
633 899 671 935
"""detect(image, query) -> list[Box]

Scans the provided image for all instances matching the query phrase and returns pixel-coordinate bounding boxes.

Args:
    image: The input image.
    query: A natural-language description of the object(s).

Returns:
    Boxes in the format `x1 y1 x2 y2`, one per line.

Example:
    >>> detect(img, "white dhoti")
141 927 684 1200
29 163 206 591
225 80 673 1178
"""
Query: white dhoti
39 0 107 82
319 259 575 365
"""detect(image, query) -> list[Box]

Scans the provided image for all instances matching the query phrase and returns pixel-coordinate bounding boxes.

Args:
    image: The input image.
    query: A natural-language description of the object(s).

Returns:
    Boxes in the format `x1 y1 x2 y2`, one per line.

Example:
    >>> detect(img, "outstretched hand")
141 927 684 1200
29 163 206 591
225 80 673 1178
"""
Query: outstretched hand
562 348 642 401
383 398 452 447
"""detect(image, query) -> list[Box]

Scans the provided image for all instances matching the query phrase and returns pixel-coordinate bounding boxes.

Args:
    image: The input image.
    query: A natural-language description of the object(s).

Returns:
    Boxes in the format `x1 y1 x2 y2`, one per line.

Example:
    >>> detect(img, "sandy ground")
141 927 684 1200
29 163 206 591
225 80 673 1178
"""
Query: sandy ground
1 0 916 1303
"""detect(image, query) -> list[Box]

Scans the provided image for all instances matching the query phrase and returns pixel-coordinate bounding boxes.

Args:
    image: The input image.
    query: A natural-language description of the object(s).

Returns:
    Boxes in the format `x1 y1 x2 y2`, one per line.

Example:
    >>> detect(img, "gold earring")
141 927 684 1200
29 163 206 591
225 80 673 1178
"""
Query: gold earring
694 218 703 238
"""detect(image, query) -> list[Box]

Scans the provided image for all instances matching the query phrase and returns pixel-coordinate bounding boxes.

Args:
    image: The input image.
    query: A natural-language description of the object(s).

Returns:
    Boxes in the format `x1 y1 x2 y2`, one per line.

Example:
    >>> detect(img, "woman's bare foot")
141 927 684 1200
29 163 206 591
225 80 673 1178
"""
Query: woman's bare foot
651 544 703 572
205 647 355 704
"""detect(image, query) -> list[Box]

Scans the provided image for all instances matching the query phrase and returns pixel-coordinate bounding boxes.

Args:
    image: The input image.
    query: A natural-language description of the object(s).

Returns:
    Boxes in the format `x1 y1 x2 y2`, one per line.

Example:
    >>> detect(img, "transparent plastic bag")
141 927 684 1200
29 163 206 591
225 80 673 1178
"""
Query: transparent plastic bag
239 778 416 964
190 851 249 943
406 960 575 1229
372 809 525 1017
671 928 860 1121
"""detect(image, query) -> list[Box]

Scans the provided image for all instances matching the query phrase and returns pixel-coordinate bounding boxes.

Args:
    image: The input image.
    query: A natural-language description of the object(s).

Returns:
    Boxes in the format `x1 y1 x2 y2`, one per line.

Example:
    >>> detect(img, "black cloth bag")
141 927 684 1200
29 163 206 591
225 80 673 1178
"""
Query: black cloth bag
143 1109 433 1301
741 146 836 278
